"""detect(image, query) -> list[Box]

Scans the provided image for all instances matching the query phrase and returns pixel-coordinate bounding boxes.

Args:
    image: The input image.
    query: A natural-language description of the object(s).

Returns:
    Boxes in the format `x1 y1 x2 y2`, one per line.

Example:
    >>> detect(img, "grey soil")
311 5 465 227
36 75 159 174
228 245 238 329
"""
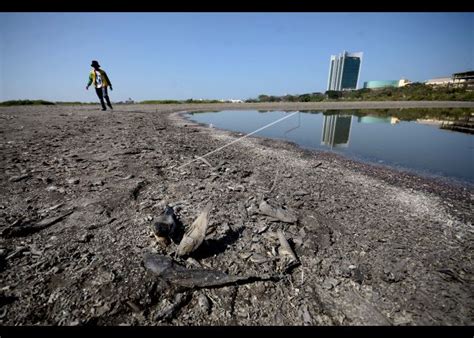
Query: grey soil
0 103 472 325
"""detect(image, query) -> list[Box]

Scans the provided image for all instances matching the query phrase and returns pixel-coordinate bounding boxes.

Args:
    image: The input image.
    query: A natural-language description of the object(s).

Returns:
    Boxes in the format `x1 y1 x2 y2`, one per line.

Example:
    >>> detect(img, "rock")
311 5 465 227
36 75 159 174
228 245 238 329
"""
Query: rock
186 257 202 268
382 259 408 283
91 269 115 286
301 304 312 325
352 268 364 284
258 200 297 224
67 178 80 185
95 303 111 316
197 294 211 313
46 185 57 191
29 246 43 256
293 201 304 209
294 190 310 197
8 174 30 182
250 253 270 264
46 185 65 193
322 277 339 290
241 170 252 178
239 253 252 260
51 266 61 274
151 206 184 246
125 300 142 313
256 223 270 234
77 233 94 243
42 177 54 184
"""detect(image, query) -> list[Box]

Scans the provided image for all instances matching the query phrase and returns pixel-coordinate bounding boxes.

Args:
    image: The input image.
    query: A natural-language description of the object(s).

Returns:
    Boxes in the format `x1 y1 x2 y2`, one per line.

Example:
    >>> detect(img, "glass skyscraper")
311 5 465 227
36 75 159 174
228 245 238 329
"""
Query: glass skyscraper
327 51 363 91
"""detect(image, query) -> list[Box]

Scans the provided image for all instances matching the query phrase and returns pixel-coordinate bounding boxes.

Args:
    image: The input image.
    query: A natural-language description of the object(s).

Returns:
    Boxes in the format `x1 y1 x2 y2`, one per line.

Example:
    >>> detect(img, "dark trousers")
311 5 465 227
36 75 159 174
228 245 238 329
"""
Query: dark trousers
95 87 113 110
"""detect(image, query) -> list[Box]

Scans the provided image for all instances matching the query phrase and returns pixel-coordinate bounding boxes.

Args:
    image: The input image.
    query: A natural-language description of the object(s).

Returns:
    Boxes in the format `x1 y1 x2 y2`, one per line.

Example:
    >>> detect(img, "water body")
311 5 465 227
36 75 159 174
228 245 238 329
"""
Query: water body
186 110 474 184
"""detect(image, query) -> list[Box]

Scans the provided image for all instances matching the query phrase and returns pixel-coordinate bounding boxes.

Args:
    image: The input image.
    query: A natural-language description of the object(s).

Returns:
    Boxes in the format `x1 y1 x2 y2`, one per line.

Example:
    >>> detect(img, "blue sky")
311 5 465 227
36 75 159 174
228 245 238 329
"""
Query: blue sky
0 13 473 102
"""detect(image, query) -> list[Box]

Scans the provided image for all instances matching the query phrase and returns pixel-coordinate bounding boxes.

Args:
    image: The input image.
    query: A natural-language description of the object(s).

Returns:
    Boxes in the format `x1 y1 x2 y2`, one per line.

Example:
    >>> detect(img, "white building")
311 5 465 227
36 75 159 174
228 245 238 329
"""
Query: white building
327 51 363 91
425 77 453 86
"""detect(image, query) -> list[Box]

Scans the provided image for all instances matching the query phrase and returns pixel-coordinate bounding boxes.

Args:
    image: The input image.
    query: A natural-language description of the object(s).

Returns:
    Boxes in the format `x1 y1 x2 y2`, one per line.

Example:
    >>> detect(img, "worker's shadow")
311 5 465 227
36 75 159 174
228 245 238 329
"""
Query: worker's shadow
191 227 244 259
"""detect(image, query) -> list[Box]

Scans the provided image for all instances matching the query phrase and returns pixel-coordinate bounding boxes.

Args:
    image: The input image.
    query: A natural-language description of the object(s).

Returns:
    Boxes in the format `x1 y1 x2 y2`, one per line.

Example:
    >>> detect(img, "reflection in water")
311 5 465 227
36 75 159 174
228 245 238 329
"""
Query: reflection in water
284 112 301 136
358 116 400 124
187 109 474 183
321 115 352 148
321 113 402 149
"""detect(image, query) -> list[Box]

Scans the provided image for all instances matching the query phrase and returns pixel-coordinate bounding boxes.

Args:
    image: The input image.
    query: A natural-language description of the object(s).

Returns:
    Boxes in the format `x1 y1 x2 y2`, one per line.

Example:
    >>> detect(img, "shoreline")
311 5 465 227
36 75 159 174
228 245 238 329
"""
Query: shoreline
173 109 472 215
178 109 473 190
0 104 472 325
0 101 474 111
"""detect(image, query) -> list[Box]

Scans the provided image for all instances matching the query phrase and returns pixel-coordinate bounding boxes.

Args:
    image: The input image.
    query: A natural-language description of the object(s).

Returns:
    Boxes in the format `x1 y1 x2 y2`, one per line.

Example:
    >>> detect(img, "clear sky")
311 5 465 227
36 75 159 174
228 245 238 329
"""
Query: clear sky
1 13 473 102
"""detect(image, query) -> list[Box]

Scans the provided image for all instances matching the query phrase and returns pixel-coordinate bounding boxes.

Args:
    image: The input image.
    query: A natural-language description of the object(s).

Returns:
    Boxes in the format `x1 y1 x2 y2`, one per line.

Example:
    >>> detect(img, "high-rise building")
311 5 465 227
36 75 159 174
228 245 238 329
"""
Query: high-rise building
327 51 363 91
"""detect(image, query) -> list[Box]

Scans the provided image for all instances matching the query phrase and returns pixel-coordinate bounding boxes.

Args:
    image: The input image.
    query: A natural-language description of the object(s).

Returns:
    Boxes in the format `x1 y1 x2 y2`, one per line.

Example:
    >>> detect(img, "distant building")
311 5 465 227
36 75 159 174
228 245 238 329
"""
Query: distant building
426 71 474 88
363 78 412 90
219 99 243 103
452 71 474 89
425 77 453 86
363 80 399 89
125 98 134 104
398 78 411 87
327 51 363 91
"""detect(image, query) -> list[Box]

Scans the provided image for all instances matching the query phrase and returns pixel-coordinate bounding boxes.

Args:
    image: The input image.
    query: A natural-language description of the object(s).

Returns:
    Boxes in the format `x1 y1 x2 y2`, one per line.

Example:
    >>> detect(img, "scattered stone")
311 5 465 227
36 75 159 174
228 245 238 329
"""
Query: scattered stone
77 233 94 243
197 294 211 313
67 177 80 185
322 277 340 290
258 200 297 224
46 185 65 193
301 304 312 325
294 190 309 197
8 174 31 182
352 268 364 284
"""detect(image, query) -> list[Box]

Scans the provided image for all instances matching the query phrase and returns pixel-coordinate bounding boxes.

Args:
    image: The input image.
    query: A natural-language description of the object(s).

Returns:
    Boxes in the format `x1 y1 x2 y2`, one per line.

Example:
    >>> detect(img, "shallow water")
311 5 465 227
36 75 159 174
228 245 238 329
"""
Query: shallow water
187 109 474 184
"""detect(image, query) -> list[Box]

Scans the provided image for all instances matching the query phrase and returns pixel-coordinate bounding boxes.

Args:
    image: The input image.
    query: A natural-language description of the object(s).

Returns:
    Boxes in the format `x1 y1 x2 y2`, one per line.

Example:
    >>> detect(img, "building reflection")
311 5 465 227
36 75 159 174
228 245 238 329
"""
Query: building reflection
321 114 353 148
321 113 402 149
357 116 400 124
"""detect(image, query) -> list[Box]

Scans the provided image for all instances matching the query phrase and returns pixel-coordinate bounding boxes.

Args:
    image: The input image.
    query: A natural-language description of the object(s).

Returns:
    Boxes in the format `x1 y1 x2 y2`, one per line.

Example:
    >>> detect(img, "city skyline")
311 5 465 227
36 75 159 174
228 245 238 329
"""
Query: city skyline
1 13 473 102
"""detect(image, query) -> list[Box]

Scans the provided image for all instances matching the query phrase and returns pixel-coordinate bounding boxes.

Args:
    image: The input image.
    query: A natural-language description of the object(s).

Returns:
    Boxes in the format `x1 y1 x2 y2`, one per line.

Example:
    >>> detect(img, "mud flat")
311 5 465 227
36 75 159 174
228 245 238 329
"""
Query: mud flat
0 103 472 325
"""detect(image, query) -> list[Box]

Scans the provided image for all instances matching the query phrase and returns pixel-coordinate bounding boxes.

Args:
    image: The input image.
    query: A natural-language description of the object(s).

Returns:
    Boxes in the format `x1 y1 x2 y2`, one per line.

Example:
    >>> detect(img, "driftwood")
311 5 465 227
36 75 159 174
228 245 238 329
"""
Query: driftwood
277 230 299 272
144 253 278 288
2 210 74 238
176 203 212 257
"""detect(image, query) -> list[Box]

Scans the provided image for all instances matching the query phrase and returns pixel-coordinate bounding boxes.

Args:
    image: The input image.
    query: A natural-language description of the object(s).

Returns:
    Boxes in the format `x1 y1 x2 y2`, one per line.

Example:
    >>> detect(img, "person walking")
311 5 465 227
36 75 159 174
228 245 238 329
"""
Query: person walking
86 60 113 111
